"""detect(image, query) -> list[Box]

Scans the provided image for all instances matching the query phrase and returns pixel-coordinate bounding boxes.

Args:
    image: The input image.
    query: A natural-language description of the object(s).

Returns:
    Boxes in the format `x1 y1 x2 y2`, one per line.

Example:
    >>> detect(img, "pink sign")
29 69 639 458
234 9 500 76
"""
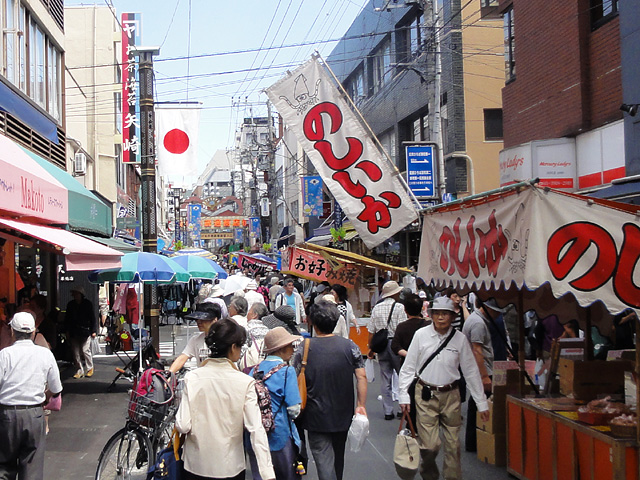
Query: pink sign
0 136 68 223
282 246 358 288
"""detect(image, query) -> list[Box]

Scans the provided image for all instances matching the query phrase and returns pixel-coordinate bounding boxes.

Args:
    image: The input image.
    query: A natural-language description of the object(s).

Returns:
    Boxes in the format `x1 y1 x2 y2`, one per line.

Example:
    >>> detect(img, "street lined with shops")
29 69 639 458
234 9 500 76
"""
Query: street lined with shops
45 325 508 479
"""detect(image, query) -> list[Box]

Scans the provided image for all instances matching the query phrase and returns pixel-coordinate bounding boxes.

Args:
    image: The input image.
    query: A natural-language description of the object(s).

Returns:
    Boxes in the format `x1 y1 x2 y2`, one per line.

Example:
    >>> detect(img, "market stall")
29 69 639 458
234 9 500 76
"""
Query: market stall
281 242 412 351
417 181 640 478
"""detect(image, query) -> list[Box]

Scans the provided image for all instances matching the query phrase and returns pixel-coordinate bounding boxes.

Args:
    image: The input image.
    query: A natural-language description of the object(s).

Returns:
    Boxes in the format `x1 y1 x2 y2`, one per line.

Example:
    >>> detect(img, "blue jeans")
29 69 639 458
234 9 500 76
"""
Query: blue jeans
307 431 348 480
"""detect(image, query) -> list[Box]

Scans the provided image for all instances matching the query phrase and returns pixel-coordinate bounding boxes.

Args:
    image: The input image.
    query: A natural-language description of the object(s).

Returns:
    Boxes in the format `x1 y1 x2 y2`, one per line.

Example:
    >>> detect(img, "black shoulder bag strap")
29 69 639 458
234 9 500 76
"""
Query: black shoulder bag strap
385 301 397 330
416 327 457 378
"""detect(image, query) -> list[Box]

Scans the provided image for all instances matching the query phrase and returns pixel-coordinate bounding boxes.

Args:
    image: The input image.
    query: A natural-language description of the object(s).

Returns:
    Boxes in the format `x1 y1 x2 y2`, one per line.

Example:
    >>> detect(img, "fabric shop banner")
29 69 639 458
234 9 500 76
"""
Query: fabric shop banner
281 246 358 288
266 58 418 248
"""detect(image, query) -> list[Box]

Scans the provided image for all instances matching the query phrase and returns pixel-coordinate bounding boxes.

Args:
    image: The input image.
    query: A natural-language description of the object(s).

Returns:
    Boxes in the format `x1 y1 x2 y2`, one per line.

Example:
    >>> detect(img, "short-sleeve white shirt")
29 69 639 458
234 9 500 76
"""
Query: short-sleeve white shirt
0 339 62 405
182 332 209 368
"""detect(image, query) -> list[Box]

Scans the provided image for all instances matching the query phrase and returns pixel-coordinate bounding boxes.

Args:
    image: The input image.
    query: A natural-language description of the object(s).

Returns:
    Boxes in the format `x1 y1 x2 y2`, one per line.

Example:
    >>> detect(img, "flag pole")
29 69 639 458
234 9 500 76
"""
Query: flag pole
313 52 424 213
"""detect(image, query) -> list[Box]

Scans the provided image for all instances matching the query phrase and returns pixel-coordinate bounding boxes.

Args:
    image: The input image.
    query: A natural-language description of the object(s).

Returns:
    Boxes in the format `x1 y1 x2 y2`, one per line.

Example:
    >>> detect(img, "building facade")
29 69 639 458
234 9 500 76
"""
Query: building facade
498 0 624 195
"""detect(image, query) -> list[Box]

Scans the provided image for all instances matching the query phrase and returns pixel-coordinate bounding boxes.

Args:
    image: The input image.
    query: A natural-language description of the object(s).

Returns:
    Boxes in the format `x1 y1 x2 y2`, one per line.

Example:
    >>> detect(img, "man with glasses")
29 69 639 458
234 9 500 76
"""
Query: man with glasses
398 297 489 480
170 303 221 372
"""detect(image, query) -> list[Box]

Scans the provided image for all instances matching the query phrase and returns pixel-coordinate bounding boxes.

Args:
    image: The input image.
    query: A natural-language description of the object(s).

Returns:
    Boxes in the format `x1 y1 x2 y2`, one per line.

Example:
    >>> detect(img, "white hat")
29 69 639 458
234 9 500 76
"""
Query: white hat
483 298 506 313
380 281 403 299
428 296 457 314
10 312 35 333
210 285 225 297
418 290 427 299
321 294 337 304
245 280 258 291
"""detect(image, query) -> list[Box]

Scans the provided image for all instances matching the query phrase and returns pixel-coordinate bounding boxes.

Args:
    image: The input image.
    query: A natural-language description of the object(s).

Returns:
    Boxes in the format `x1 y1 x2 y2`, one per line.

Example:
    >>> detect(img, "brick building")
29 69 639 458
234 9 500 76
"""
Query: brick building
498 0 625 194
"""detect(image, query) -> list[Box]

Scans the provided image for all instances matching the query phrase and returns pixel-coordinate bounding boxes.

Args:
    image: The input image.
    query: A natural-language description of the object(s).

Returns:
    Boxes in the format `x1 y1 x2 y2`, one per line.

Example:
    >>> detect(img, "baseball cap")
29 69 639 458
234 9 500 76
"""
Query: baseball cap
9 312 35 333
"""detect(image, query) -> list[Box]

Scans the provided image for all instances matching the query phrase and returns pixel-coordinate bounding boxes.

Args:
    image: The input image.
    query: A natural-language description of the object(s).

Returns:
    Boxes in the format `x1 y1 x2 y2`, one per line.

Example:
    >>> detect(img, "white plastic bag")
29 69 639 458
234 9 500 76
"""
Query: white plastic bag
347 413 370 452
90 337 101 356
364 358 375 383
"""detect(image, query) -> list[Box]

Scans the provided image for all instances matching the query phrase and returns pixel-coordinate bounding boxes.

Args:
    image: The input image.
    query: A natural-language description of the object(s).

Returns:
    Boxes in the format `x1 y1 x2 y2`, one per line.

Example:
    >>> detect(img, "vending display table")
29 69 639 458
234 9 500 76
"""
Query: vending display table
507 395 638 480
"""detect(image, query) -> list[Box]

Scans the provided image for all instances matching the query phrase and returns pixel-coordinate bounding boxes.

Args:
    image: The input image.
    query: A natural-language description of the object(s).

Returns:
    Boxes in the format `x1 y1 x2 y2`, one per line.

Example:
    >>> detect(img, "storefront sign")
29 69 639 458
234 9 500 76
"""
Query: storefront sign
500 139 576 191
121 12 141 164
0 136 67 223
405 143 437 198
249 217 260 238
282 246 359 288
187 204 201 246
302 176 323 216
200 232 233 240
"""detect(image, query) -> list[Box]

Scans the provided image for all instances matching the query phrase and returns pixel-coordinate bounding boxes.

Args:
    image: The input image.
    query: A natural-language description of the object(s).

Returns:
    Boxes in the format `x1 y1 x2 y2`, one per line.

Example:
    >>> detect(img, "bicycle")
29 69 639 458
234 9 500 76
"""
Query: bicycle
95 367 184 480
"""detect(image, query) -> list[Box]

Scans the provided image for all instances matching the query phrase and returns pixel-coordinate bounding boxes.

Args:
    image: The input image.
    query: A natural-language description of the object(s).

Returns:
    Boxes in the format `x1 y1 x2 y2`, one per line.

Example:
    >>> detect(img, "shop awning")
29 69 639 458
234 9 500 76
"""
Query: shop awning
301 243 412 274
305 234 332 246
587 179 640 205
22 147 112 235
0 217 122 270
0 135 68 223
79 233 139 253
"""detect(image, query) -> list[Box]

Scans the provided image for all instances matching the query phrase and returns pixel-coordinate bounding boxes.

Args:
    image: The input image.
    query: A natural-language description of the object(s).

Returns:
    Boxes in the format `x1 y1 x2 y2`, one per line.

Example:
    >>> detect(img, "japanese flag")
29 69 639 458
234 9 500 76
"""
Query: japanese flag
156 104 201 179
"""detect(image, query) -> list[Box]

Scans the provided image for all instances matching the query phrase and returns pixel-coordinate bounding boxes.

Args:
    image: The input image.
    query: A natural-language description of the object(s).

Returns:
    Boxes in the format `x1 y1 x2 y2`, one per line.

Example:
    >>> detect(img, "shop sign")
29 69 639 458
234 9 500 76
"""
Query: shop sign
121 12 142 164
405 143 437 198
282 246 359 288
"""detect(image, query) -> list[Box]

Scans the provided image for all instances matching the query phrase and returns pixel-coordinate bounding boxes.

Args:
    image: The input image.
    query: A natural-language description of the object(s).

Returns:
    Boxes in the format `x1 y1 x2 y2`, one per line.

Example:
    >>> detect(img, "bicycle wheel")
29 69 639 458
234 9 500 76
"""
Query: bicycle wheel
95 427 153 480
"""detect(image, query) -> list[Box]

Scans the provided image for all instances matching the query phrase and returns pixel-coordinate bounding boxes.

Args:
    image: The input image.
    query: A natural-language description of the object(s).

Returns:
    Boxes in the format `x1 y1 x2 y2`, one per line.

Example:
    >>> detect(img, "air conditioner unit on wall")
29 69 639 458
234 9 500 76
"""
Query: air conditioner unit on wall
74 152 86 176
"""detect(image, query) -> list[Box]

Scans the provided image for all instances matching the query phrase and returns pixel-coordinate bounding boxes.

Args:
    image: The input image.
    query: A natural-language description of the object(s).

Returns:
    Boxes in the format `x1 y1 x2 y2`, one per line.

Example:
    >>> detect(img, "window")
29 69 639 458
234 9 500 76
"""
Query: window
396 11 423 66
379 129 397 166
345 64 365 105
47 43 61 121
370 38 391 95
591 0 618 28
484 109 503 140
481 0 500 19
291 200 299 223
504 8 515 82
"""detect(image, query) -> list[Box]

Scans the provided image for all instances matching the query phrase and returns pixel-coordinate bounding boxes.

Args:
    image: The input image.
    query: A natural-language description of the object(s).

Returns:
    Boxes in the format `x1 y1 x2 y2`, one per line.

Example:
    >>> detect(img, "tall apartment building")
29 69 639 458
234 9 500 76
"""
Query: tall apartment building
324 0 504 265
64 5 141 241
497 0 625 197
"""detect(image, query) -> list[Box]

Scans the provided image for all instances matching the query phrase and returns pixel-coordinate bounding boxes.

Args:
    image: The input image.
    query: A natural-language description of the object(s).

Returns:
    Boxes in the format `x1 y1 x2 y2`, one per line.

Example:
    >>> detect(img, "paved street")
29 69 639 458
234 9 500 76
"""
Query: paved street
45 325 510 479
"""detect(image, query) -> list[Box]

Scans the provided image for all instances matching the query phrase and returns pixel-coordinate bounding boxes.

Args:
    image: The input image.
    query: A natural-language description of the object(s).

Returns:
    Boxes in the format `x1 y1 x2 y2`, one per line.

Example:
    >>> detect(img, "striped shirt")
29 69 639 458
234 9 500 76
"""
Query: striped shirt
367 298 408 338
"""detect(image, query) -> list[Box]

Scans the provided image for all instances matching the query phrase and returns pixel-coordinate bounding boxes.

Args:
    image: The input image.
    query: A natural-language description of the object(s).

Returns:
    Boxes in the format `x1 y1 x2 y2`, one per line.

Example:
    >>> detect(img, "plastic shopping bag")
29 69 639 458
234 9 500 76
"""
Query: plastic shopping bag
90 337 101 356
364 358 375 383
347 413 370 452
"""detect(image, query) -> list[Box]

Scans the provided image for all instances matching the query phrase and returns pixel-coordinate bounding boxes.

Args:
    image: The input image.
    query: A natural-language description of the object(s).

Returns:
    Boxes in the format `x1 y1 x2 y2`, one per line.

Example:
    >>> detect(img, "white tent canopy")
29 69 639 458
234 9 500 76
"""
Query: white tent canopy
418 184 640 331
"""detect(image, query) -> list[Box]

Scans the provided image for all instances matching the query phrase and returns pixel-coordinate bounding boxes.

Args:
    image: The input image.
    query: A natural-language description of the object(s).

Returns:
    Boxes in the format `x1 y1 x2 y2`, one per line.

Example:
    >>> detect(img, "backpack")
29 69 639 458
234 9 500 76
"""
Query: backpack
252 363 287 434
130 368 174 427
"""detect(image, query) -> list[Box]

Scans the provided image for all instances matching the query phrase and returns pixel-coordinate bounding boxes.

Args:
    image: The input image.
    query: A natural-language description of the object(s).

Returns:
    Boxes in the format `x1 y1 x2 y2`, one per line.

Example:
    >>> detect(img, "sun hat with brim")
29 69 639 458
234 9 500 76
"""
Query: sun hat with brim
380 281 403 299
483 298 506 313
210 285 225 297
185 310 215 322
274 305 296 323
70 285 86 296
245 280 258 291
321 294 337 304
10 312 35 333
270 276 280 286
263 327 301 354
427 296 457 315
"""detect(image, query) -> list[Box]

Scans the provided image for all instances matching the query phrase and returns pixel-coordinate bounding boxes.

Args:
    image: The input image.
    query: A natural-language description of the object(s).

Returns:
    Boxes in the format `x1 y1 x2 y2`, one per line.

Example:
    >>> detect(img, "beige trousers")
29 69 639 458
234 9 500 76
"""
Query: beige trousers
414 383 462 480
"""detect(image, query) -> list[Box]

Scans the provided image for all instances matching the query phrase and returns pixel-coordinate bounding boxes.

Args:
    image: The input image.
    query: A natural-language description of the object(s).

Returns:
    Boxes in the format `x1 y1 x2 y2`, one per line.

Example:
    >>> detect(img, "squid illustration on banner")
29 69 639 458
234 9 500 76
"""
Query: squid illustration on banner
266 57 418 248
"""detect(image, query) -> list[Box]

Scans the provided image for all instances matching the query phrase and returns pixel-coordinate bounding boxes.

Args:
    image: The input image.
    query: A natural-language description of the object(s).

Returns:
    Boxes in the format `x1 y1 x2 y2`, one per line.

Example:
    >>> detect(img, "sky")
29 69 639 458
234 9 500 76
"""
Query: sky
65 0 371 187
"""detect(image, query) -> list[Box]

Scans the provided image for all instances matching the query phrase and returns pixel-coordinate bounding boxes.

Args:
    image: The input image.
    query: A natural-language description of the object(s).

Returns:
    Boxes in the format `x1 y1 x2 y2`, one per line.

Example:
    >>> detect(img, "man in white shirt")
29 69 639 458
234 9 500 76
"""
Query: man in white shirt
274 278 306 325
169 304 221 372
367 281 407 420
398 297 489 480
244 280 266 311
0 312 62 480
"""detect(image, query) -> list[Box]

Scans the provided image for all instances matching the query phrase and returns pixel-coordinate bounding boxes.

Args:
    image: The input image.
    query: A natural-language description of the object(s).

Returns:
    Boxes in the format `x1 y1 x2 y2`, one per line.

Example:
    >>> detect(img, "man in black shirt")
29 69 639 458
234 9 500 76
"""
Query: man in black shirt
66 286 97 378
292 301 367 480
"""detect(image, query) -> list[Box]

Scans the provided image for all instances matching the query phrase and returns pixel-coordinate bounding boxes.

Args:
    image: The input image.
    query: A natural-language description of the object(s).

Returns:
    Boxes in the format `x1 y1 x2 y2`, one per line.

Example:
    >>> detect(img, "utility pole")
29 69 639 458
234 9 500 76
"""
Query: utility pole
266 100 275 244
429 0 446 200
136 46 160 352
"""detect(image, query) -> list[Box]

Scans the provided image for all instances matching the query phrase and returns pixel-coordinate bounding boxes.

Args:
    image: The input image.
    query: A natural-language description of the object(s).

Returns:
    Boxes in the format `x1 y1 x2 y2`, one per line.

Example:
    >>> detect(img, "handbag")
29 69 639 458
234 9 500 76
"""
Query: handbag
147 429 184 480
393 411 420 479
44 394 62 412
369 301 397 354
297 339 310 410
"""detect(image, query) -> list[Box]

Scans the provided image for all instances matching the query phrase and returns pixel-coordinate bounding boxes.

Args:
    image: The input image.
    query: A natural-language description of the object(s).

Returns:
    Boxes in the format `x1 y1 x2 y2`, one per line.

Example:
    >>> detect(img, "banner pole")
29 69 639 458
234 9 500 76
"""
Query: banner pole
314 52 424 213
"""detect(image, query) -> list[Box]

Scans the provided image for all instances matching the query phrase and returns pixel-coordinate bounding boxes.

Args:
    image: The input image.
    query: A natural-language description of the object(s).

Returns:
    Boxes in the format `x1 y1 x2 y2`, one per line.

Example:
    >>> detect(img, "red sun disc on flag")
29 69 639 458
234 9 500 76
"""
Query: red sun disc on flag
163 129 190 154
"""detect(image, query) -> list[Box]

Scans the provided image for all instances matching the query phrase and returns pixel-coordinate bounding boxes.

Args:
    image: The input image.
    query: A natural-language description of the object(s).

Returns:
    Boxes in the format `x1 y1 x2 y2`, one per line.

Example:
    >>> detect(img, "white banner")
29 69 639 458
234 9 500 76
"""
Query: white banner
266 58 418 248
418 185 640 315
156 105 201 179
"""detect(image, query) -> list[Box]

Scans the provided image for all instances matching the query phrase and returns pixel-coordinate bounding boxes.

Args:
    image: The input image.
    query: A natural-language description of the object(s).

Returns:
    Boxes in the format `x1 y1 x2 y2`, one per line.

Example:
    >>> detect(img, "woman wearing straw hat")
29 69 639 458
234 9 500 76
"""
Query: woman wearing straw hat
247 327 302 480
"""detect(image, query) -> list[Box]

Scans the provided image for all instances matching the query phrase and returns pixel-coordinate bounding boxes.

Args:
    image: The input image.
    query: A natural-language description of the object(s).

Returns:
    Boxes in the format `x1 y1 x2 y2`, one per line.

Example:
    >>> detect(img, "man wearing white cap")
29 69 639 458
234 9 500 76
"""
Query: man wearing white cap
367 280 407 420
244 279 266 311
0 312 62 479
398 297 489 480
